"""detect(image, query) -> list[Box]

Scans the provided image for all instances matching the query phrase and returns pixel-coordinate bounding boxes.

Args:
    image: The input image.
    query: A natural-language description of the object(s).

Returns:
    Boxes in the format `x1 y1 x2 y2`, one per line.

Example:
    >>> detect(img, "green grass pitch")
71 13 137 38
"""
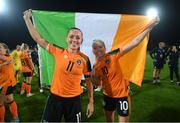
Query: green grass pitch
4 54 180 122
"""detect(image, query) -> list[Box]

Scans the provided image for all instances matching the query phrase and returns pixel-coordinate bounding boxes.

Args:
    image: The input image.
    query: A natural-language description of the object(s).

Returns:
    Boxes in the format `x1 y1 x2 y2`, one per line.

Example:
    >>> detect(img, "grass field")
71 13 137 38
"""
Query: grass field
4 54 180 122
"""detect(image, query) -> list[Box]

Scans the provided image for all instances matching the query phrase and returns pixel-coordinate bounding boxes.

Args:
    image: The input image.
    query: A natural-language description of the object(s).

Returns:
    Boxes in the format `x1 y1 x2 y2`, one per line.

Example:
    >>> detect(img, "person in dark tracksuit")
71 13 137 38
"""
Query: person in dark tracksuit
31 46 39 69
150 42 167 84
31 46 43 91
167 46 179 85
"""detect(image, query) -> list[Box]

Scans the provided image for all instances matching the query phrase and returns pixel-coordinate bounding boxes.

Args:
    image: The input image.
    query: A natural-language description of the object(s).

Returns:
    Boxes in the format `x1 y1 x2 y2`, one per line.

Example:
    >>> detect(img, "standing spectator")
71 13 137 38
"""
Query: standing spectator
31 46 39 69
167 45 179 84
31 46 42 91
150 42 167 84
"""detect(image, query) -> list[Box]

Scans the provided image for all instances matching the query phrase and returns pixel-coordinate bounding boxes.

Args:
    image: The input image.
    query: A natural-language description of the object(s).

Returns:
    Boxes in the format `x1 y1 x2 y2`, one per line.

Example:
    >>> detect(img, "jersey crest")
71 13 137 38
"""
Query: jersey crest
105 59 110 64
76 59 82 65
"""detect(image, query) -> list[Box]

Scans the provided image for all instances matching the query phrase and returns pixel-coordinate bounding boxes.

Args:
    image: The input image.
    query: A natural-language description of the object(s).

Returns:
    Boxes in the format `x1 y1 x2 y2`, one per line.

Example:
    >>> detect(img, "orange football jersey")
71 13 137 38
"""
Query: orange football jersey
93 49 129 98
20 51 33 73
47 44 91 97
0 55 16 87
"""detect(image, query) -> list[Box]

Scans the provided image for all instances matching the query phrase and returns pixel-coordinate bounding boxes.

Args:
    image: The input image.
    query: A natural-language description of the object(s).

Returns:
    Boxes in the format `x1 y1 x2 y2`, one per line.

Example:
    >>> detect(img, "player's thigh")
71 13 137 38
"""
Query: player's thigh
104 110 115 122
103 95 116 111
64 95 82 122
42 93 63 122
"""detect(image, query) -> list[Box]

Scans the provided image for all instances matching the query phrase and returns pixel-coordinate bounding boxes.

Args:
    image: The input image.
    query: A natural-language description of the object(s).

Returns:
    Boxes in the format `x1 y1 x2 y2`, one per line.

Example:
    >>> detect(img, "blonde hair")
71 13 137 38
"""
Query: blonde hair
92 39 106 49
22 43 29 51
0 43 9 55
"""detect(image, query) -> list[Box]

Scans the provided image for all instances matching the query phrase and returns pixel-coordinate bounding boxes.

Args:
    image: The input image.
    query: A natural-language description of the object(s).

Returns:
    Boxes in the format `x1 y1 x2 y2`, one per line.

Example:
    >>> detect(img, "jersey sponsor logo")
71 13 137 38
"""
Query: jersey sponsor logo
76 59 81 65
105 59 110 64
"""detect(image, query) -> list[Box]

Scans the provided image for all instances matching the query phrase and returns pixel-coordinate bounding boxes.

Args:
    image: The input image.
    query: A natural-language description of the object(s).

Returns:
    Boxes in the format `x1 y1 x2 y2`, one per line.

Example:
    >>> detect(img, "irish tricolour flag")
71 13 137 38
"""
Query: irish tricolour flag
32 10 153 87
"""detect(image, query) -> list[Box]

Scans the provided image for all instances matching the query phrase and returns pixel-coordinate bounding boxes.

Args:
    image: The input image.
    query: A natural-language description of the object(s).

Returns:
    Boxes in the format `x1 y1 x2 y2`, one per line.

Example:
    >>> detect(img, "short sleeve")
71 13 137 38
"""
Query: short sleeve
108 48 124 60
46 44 57 55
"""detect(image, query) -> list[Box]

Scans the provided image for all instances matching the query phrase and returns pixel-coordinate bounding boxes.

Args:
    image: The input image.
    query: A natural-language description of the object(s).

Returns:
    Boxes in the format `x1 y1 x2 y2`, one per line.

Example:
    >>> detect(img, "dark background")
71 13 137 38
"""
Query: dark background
0 0 180 50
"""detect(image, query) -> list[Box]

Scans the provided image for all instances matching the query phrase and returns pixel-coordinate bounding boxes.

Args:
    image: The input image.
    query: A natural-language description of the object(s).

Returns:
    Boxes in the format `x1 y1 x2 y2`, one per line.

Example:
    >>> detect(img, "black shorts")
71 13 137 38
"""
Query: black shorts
154 62 164 69
23 72 33 77
42 93 82 122
1 86 16 95
103 95 129 116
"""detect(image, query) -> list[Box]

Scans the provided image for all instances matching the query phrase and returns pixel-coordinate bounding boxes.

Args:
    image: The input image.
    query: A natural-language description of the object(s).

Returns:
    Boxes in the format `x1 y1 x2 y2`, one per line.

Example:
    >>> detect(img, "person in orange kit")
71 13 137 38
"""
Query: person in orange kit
23 9 94 122
20 43 35 97
0 43 19 122
91 17 159 122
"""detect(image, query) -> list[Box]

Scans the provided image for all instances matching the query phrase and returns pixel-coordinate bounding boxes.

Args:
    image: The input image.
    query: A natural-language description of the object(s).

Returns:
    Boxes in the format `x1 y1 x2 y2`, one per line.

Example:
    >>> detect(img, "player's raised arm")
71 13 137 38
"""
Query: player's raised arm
23 9 48 49
123 17 160 54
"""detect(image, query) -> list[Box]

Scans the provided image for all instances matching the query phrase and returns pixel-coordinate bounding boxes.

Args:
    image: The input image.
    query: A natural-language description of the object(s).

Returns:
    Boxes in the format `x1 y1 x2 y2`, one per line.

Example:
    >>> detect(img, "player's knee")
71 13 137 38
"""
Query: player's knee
5 95 14 103
119 115 129 122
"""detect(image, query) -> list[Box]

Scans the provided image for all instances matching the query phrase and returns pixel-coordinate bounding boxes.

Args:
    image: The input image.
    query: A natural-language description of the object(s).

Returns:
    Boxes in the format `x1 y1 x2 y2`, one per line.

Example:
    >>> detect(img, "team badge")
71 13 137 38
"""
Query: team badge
105 59 110 64
77 59 81 65
64 55 68 59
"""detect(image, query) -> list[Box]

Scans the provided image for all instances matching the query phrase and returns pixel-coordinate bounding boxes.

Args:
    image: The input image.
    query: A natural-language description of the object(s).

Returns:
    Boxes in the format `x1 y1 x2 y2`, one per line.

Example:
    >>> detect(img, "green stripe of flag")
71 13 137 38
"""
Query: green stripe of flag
32 10 75 85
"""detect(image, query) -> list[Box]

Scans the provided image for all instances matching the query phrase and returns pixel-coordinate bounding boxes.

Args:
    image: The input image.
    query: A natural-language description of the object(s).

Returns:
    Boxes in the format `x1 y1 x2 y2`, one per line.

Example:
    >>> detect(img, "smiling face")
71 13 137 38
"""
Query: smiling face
67 29 83 51
92 40 106 60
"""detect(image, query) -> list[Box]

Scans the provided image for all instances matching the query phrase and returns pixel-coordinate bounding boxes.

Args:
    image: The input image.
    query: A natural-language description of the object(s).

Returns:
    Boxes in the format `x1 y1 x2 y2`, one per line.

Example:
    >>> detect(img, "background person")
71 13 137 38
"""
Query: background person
150 41 167 84
167 45 179 84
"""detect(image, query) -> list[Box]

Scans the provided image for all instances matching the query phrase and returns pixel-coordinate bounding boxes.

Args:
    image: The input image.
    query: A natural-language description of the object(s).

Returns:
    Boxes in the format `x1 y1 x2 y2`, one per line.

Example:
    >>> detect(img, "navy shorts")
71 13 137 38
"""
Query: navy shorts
103 95 129 116
42 93 82 122
23 72 33 77
1 86 16 95
154 62 164 69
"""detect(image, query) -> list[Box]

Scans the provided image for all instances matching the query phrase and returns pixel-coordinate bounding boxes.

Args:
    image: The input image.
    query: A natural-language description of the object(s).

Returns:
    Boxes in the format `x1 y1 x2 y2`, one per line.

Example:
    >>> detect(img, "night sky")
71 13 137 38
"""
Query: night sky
0 0 180 50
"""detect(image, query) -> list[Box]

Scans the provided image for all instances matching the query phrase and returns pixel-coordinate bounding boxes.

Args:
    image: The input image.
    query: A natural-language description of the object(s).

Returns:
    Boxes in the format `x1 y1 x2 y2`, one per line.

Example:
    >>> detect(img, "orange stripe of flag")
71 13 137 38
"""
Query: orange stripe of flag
112 14 152 86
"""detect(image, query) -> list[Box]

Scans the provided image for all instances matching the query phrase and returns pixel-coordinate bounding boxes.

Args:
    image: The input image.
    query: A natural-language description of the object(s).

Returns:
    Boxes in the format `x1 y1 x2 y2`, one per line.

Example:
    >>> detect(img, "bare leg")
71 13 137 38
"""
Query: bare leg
153 69 157 83
118 115 129 123
104 110 115 122
156 69 161 83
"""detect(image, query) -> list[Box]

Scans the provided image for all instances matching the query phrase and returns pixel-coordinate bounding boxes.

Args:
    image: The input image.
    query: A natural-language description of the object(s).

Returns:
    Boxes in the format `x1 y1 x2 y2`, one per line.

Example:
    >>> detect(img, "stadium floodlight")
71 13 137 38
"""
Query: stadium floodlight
0 0 6 14
146 8 158 19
